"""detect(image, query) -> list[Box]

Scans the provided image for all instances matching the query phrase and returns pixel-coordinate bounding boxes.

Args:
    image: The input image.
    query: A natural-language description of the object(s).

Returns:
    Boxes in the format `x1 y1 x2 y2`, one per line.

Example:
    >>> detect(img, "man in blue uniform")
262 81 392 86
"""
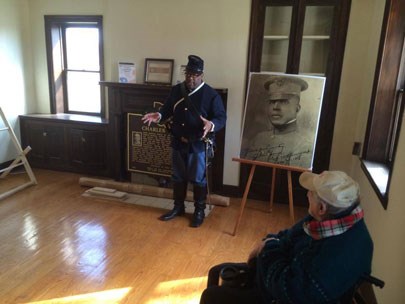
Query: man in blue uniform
142 55 227 227
200 171 373 303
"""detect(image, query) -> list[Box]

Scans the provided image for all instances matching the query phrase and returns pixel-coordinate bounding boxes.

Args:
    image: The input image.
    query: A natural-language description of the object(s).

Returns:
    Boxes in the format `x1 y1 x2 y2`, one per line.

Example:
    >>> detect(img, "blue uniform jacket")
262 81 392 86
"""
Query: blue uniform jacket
159 82 227 152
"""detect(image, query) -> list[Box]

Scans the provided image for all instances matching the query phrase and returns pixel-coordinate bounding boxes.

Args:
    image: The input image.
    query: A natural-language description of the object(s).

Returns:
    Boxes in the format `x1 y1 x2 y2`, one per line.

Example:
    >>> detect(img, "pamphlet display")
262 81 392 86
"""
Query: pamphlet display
118 62 136 83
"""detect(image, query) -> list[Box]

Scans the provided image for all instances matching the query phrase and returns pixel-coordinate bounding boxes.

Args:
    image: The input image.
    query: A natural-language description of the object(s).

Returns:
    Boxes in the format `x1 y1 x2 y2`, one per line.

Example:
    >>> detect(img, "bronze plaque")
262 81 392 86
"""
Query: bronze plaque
127 113 172 176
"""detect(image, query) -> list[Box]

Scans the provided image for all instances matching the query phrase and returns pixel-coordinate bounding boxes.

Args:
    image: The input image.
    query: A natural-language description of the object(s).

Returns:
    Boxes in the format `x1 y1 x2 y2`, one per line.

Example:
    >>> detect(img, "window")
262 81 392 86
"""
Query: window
44 15 105 117
361 0 405 208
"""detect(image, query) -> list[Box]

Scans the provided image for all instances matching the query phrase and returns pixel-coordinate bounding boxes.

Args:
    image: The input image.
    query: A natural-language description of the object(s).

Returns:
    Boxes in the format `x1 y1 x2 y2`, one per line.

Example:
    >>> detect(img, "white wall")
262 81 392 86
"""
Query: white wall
27 0 251 187
330 0 405 302
0 0 34 163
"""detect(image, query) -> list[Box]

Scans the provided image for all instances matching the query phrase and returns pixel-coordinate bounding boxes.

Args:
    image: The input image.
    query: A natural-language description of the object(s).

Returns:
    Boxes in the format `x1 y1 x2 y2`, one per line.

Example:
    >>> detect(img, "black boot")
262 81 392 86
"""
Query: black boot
159 202 185 221
190 185 207 228
159 182 187 221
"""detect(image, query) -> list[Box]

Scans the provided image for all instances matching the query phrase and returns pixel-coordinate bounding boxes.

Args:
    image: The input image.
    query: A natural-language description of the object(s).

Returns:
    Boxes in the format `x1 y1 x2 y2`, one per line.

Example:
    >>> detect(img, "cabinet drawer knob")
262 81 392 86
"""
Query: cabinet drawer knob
81 137 86 143
43 132 47 137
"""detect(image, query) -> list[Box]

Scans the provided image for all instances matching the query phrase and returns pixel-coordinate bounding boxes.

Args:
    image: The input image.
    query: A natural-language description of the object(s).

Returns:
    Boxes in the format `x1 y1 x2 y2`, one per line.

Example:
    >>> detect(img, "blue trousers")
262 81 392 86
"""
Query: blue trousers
171 147 206 186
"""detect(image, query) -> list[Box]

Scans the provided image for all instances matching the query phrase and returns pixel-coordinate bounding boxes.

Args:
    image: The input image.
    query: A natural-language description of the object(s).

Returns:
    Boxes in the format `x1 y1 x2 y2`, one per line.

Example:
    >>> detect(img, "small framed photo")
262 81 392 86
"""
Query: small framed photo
144 58 174 85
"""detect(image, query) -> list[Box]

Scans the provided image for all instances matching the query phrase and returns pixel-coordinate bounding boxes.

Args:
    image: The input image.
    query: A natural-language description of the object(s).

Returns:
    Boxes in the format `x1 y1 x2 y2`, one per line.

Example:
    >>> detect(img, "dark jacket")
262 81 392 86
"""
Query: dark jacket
256 215 373 303
159 82 227 152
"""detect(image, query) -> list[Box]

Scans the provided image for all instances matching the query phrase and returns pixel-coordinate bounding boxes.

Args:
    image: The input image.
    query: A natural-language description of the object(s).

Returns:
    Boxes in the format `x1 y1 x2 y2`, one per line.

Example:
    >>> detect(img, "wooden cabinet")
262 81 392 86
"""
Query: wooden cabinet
248 0 351 171
244 0 351 202
20 114 109 177
69 127 106 172
22 120 66 167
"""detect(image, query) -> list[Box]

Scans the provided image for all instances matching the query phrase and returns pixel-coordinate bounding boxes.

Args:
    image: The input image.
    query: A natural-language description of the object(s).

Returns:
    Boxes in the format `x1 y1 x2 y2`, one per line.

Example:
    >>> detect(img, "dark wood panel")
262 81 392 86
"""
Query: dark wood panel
20 119 66 167
364 0 405 162
69 128 107 171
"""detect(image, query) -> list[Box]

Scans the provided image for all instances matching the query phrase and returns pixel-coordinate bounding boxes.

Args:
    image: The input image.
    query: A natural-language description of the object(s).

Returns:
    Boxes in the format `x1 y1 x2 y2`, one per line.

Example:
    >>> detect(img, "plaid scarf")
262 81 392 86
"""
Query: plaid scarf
303 206 364 240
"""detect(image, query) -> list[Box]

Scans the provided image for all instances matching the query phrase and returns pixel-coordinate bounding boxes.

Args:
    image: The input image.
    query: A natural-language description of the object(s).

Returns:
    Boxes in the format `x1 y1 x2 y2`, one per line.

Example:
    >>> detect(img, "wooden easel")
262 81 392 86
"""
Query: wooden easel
232 157 309 236
0 107 37 200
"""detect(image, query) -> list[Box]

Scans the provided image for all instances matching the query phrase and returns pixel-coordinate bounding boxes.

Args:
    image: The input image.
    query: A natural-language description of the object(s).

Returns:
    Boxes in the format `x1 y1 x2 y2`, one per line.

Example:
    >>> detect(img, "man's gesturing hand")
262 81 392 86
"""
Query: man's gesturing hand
200 115 213 138
141 112 160 126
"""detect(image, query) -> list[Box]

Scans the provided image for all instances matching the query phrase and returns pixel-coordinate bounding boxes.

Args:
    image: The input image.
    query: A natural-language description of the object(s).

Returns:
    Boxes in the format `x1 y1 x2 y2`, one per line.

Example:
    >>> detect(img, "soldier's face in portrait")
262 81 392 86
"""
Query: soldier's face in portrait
267 95 301 127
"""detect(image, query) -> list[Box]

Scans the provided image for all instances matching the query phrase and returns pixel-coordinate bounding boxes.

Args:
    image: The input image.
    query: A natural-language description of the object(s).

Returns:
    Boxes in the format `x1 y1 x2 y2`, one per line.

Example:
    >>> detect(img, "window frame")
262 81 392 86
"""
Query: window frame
44 15 105 117
361 0 405 209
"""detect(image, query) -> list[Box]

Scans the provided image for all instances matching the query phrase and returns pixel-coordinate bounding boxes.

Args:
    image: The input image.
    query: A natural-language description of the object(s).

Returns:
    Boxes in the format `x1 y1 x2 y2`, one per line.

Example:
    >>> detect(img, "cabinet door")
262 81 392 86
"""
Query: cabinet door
299 5 335 75
23 123 47 165
69 127 107 173
45 125 66 166
261 5 293 72
22 121 65 167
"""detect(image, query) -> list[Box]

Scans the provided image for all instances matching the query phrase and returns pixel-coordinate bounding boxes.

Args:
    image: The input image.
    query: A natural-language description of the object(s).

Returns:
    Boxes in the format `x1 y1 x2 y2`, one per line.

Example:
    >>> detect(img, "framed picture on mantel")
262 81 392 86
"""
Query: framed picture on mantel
144 58 174 85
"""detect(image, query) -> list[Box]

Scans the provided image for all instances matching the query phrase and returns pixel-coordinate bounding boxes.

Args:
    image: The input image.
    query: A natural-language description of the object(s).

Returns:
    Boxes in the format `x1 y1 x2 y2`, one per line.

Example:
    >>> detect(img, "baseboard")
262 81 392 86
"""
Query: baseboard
214 185 242 198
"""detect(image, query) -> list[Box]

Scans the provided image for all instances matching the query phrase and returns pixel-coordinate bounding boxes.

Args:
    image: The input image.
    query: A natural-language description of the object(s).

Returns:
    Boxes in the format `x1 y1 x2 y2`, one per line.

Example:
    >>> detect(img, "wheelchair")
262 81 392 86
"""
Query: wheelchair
339 273 385 304
206 263 384 304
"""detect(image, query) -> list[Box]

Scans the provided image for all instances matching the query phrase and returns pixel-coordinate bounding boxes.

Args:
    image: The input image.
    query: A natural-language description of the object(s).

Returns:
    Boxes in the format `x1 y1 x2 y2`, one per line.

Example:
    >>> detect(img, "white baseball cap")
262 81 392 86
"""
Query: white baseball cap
299 171 360 208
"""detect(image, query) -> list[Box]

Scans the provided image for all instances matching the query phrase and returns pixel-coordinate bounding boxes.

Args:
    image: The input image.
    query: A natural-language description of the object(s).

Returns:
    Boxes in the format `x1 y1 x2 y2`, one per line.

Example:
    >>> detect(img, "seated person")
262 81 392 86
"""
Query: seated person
200 171 373 304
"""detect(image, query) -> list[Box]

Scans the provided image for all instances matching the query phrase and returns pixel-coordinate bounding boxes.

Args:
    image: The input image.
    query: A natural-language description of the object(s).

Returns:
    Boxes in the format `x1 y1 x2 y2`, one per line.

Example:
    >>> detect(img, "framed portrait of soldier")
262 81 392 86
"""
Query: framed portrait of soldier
239 72 326 170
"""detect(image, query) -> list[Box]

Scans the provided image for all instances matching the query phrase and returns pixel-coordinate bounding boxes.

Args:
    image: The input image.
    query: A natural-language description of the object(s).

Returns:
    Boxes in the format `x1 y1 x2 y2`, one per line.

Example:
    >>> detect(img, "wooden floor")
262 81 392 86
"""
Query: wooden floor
0 169 307 304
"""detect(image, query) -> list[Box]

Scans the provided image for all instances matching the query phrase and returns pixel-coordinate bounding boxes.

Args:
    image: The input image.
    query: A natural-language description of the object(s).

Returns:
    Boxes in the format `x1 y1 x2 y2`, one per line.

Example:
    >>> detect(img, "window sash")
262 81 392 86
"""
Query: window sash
361 0 405 208
66 70 101 114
